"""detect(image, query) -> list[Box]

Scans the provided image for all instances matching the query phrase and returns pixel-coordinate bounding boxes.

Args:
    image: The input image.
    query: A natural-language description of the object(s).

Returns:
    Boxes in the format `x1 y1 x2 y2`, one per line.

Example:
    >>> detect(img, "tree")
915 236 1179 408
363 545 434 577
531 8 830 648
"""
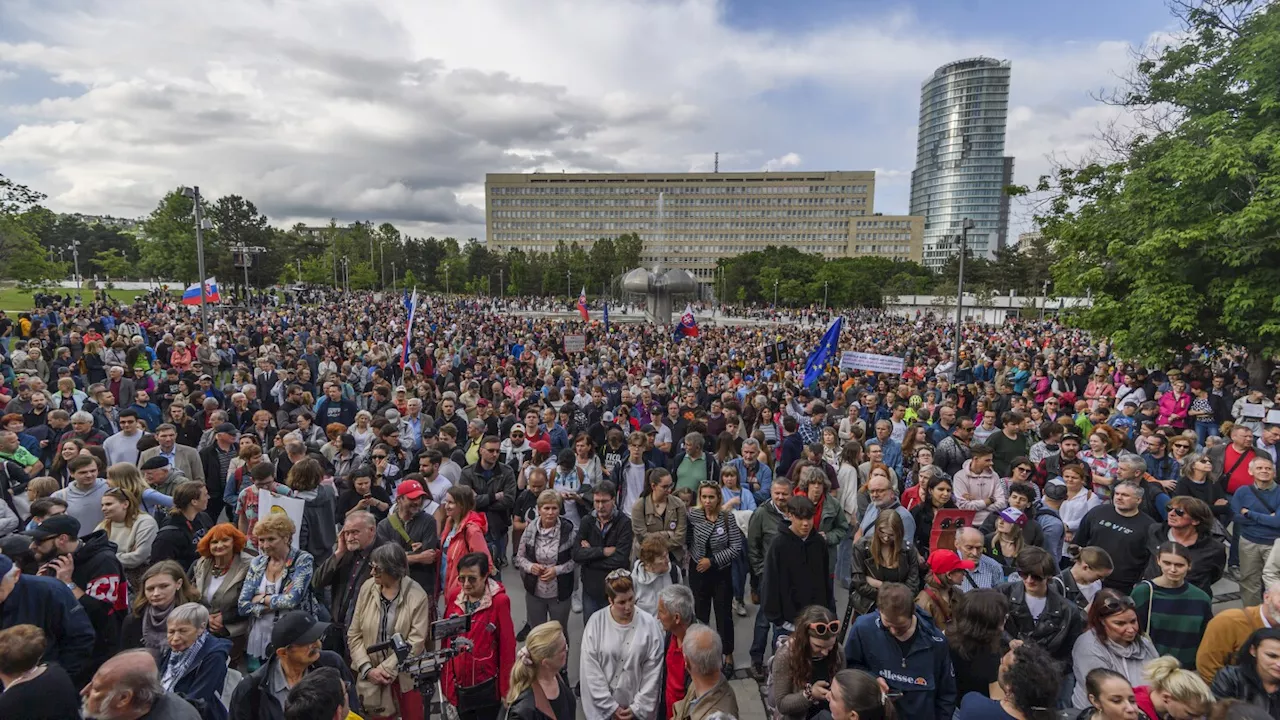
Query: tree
91 249 131 280
1030 0 1280 382
138 191 207 282
0 175 64 283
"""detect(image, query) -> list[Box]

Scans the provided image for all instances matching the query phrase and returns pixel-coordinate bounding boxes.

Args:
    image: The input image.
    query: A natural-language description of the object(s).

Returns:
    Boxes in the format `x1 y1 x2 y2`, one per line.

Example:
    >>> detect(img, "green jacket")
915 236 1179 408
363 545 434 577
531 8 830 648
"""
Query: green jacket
817 494 852 572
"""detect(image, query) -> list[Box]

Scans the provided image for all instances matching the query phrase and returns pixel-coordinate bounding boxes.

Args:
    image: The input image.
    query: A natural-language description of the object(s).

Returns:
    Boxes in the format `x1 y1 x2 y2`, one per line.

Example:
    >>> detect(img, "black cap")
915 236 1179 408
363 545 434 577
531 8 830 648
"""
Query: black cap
1044 481 1069 502
270 610 330 650
140 456 170 470
21 514 81 541
640 423 657 433
422 424 438 438
214 422 238 435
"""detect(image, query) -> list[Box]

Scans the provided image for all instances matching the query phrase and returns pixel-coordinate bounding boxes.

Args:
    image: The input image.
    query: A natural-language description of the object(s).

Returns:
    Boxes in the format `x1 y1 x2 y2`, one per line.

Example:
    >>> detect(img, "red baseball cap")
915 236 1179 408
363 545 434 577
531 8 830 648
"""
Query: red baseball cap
928 550 976 576
395 480 427 500
530 439 552 455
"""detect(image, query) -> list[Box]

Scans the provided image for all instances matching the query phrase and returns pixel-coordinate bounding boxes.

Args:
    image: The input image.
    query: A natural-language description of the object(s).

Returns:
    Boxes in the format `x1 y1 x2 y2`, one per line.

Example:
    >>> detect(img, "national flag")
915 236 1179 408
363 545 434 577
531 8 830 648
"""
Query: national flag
673 304 699 341
576 287 589 322
400 288 419 369
802 316 844 387
402 289 412 311
181 278 220 305
603 303 610 334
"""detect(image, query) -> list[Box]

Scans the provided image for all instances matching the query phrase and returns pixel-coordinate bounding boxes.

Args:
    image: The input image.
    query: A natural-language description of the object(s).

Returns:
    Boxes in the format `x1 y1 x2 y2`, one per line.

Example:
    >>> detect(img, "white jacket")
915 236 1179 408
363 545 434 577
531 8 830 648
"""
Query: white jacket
630 559 672 617
579 605 665 720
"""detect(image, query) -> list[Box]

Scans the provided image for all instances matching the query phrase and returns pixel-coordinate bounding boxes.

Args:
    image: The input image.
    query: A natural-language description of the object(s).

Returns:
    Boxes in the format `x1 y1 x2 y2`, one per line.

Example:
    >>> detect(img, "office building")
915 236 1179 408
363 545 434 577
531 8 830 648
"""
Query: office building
910 57 1014 269
486 170 921 283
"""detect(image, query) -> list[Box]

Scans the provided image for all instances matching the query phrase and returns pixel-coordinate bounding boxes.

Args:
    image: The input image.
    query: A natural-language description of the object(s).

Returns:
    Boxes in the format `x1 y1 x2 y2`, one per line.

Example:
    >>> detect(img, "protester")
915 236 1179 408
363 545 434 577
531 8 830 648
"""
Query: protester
122 559 200 660
505 621 575 720
573 480 633 622
686 479 742 675
374 478 440 598
1210 627 1280 719
348 543 431 720
955 643 1061 720
156 602 232 720
0 623 83 720
656 584 696 720
1134 656 1214 720
1071 589 1159 706
749 475 794 679
1075 669 1142 720
238 512 315 669
672 623 740 720
1131 541 1213 669
1231 455 1280 607
849 511 920 616
191 522 251 665
439 484 491 600
98 484 158 592
228 610 358 720
514 488 577 635
80 649 204 720
1073 480 1156 593
578 569 664 720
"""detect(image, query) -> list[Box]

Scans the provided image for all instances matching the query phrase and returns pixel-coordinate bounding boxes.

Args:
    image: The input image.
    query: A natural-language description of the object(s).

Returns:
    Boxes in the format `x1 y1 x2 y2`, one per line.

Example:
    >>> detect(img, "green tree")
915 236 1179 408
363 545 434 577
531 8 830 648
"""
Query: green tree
0 175 64 283
1030 0 1280 380
139 191 208 282
91 249 131 280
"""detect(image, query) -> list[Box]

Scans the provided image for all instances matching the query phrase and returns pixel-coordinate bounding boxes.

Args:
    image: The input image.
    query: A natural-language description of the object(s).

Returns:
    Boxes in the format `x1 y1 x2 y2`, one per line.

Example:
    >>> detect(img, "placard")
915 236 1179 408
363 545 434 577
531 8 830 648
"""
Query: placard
1241 403 1267 419
929 508 977 555
563 334 586 353
258 489 305 547
1268 409 1280 425
838 350 906 375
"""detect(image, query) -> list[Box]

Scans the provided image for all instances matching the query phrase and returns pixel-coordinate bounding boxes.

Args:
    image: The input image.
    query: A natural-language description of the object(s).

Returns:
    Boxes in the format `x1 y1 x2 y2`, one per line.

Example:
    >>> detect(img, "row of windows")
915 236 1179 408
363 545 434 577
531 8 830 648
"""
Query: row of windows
492 231 851 243
855 232 912 241
492 221 855 231
490 197 866 208
491 208 859 220
852 245 912 255
489 184 869 196
854 220 914 229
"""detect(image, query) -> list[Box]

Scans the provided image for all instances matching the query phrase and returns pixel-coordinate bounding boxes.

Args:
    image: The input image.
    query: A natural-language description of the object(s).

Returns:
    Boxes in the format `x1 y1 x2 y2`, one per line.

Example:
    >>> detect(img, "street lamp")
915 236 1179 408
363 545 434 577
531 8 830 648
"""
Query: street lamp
950 217 975 376
773 278 779 307
823 280 829 311
178 186 212 333
566 270 572 298
70 239 82 304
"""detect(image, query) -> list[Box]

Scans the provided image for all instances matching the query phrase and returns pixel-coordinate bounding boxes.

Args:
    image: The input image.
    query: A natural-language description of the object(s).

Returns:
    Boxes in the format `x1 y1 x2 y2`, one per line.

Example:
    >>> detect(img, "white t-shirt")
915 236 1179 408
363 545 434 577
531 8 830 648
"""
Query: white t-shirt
425 475 452 505
1026 592 1047 620
623 462 647 507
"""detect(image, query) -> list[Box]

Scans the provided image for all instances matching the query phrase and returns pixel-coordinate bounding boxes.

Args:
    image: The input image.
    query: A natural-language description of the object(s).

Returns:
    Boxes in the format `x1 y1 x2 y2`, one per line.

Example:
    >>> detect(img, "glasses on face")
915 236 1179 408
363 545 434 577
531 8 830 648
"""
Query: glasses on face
1173 443 1191 450
458 574 482 585
1024 573 1045 583
511 433 524 438
655 482 673 491
373 454 387 460
1099 594 1136 616
1171 507 1187 517
809 620 842 638
1014 466 1032 474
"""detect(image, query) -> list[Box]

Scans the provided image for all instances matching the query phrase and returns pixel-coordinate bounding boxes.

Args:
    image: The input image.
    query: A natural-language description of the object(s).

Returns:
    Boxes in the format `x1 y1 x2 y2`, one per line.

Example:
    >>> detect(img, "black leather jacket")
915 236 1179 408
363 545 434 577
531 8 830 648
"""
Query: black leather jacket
1211 665 1280 719
999 581 1085 662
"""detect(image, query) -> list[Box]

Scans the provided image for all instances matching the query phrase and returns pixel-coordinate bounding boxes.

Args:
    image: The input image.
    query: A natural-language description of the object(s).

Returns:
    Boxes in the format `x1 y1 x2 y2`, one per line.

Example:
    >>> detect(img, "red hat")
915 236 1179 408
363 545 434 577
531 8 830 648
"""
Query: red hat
928 550 976 576
530 439 552 455
395 480 427 500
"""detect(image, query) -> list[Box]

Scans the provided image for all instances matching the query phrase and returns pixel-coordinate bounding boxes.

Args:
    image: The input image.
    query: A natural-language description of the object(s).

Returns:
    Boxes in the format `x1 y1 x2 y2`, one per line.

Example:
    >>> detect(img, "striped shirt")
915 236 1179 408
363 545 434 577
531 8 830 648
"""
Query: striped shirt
686 509 743 570
1131 580 1213 670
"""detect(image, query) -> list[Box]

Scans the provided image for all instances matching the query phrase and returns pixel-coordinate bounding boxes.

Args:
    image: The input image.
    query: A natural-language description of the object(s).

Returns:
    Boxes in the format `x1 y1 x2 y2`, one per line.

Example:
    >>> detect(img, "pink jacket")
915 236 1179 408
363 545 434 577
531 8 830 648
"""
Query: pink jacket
1158 391 1191 429
952 459 1008 525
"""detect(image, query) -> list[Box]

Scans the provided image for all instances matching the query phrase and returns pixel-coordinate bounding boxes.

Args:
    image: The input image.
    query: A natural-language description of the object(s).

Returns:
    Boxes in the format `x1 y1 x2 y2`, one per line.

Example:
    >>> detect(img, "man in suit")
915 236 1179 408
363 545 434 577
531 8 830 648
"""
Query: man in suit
138 423 205 485
254 357 280 413
103 366 135 410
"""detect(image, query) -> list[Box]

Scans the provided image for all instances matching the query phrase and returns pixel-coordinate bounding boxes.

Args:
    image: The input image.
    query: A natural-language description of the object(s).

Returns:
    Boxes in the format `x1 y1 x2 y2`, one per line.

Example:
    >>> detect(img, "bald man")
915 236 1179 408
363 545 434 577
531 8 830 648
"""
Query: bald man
954 526 1008 592
79 649 201 720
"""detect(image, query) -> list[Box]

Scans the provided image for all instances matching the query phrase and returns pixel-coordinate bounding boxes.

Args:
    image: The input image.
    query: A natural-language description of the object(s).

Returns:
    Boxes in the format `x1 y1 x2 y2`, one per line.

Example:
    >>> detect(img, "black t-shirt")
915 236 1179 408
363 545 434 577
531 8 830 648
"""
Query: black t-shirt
0 663 82 719
1074 505 1156 590
514 488 540 525
949 645 1004 700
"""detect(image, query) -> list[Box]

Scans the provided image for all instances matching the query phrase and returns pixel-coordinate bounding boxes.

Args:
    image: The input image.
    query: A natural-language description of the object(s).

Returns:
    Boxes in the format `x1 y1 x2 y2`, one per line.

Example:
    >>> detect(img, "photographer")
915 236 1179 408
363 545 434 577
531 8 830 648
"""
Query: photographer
348 544 431 720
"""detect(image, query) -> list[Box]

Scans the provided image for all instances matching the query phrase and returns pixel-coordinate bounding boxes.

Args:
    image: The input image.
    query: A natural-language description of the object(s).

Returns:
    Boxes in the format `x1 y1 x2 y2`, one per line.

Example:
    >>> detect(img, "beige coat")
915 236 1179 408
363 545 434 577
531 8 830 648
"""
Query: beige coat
347 575 432 717
673 677 739 720
631 493 688 563
191 552 252 637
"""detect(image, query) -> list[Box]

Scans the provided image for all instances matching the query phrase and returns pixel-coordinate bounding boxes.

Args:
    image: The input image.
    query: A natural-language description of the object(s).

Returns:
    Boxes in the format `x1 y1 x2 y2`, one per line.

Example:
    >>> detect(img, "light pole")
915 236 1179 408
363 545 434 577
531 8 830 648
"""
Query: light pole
341 256 350 294
951 217 975 376
70 239 82 304
391 262 397 291
1040 279 1050 321
823 280 829 311
178 186 211 333
773 278 779 307
566 270 572 298
379 242 386 289
445 265 450 294
498 268 504 298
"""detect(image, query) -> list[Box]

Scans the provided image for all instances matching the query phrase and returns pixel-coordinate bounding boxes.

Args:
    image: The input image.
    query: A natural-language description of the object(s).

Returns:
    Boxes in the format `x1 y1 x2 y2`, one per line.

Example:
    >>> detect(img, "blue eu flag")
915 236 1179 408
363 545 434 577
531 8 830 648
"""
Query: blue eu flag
803 317 844 387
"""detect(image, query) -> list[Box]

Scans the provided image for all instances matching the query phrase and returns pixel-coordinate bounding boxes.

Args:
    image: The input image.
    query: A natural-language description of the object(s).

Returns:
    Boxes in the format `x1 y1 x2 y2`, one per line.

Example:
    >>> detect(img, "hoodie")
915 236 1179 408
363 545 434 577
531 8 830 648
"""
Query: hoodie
0 574 95 681
442 510 491 600
53 478 109 533
631 557 673 617
952 459 1006 525
72 530 128 683
845 608 956 720
762 524 833 626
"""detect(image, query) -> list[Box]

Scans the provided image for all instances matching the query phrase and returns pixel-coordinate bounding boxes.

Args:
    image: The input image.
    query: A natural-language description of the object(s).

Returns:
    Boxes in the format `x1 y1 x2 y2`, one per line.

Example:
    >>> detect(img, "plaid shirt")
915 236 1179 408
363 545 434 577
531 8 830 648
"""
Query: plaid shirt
958 554 1007 592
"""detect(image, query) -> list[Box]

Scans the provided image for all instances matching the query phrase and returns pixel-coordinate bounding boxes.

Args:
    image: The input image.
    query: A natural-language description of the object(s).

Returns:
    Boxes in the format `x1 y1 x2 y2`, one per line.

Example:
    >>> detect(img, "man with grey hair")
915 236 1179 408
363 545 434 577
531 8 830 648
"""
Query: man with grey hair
727 436 774 504
1115 452 1168 517
1073 479 1155 593
672 431 719 493
656 584 696 719
104 365 135 408
1231 454 1280 606
672 624 739 720
79 649 202 719
66 409 108 446
955 526 1007 591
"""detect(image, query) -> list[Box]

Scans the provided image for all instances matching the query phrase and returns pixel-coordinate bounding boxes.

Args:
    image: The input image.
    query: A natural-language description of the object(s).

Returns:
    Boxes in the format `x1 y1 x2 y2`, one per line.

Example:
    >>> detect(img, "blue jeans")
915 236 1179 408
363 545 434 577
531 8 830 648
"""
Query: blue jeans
731 553 748 601
583 591 606 624
1195 420 1220 447
749 607 791 663
835 536 853 590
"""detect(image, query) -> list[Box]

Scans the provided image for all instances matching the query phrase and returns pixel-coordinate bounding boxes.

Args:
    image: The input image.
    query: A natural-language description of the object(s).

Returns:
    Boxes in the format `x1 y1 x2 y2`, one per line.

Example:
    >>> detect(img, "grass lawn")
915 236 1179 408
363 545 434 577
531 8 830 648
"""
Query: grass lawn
0 286 169 312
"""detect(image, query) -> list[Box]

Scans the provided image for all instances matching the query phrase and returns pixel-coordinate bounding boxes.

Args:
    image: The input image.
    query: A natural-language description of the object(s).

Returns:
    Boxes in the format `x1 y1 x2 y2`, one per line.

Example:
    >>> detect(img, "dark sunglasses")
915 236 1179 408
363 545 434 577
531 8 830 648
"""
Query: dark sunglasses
1170 507 1187 517
372 454 387 460
1173 443 1191 450
1099 595 1136 615
809 620 842 638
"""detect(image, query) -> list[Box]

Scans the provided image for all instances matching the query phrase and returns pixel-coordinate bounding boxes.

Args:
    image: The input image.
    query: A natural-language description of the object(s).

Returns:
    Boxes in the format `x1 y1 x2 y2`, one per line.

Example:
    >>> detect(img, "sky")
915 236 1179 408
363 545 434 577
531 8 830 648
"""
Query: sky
0 0 1177 244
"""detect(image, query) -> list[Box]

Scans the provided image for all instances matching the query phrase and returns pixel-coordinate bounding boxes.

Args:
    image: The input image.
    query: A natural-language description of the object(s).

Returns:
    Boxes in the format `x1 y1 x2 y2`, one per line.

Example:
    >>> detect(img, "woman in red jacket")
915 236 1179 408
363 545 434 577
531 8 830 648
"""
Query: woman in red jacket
441 552 516 720
440 485 492 600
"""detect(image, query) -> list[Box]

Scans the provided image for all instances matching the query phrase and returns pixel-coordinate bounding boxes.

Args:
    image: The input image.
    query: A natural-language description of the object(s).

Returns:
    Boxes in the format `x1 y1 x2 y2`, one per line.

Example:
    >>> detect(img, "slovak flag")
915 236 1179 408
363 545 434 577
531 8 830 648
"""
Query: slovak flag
576 287 590 322
401 288 419 369
673 304 699 340
181 278 220 305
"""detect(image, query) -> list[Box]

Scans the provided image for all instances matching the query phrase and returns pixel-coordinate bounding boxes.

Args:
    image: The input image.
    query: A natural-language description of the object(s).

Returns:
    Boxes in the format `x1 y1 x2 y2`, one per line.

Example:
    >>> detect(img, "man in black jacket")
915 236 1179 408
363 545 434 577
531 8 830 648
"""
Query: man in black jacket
572 480 633 622
762 495 833 632
312 511 386 658
200 422 239 522
24 513 127 685
459 435 518 568
999 546 1084 681
229 611 359 720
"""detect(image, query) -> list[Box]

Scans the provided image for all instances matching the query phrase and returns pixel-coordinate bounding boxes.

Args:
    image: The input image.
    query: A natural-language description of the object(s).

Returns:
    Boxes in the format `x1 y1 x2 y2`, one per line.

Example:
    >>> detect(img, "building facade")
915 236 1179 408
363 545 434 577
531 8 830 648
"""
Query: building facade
486 171 920 283
910 57 1013 269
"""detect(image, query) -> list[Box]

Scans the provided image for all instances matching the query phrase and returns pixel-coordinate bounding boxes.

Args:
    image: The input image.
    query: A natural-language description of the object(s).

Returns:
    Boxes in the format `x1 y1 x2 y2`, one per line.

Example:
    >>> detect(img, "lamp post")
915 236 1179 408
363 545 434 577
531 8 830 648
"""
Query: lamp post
566 270 572 298
823 280 829 311
951 218 975 376
391 262 397 292
1040 279 1050 321
773 278 779 307
178 186 211 333
70 239 82 304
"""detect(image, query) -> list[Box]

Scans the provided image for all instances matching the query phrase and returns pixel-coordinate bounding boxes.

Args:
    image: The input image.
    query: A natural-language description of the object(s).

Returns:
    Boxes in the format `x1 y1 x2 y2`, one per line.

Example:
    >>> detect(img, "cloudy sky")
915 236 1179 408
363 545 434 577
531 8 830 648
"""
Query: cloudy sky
0 0 1175 242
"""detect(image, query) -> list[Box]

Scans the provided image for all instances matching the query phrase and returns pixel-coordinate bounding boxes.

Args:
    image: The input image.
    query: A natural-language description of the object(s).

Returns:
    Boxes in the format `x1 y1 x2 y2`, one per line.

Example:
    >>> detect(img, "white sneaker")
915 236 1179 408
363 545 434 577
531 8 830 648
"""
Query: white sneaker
572 587 583 613
733 599 747 617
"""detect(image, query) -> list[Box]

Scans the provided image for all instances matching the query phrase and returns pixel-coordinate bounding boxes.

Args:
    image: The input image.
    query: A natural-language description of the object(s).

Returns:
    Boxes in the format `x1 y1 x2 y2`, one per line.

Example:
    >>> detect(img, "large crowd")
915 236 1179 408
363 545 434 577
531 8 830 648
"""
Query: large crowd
0 287 1277 720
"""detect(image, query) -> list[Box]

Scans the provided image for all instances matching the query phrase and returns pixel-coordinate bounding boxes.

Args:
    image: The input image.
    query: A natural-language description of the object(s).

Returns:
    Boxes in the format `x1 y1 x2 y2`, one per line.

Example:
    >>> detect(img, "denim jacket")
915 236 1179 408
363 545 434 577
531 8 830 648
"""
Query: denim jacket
237 547 316 618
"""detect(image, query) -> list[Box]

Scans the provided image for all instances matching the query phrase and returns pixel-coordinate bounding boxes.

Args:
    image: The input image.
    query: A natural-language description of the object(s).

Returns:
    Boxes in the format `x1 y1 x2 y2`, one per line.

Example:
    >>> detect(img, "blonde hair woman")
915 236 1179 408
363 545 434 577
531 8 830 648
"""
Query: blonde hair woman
97 486 158 592
506 621 574 720
1135 656 1213 720
107 462 172 519
237 512 315 669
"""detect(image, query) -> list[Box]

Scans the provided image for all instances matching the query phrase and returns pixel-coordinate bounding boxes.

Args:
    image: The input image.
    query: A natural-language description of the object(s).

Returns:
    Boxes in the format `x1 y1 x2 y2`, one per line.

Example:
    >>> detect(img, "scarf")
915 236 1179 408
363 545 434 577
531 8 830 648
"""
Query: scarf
161 630 210 692
143 603 175 656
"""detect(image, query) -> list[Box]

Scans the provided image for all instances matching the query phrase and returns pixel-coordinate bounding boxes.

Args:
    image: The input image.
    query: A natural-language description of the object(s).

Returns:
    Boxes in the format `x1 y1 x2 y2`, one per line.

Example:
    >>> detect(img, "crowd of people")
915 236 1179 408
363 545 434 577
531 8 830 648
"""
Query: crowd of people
0 287 1277 720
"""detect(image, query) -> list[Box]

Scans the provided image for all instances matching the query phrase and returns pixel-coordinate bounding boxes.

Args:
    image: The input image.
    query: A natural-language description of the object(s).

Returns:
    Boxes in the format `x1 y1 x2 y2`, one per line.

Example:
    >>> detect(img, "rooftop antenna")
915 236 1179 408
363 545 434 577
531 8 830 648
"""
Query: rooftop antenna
714 152 719 173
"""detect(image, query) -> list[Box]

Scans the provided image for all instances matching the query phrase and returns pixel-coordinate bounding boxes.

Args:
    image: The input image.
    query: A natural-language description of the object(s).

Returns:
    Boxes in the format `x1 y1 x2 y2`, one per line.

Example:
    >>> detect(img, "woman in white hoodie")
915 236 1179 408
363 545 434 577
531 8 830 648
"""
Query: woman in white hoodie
630 534 673 617
579 570 665 720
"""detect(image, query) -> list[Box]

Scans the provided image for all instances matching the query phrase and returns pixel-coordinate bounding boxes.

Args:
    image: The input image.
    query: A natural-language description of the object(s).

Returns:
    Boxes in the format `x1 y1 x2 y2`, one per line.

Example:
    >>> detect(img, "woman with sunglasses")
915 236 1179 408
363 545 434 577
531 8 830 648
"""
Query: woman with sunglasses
769 605 845 720
1070 588 1158 707
348 543 431 720
1210 627 1280 719
1174 452 1232 527
687 478 743 677
1168 435 1195 471
1131 542 1212 670
1142 496 1226 596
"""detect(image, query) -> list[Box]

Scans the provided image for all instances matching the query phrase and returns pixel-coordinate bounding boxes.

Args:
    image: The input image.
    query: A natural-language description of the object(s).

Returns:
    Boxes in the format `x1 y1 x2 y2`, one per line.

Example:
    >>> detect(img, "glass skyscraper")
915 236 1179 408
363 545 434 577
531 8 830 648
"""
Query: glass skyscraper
910 57 1013 269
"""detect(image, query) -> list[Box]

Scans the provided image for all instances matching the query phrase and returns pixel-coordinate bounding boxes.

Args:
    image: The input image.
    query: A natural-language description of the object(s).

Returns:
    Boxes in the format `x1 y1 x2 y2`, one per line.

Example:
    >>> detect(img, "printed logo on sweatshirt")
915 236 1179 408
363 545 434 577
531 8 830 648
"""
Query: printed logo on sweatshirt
879 669 931 687
1098 519 1135 536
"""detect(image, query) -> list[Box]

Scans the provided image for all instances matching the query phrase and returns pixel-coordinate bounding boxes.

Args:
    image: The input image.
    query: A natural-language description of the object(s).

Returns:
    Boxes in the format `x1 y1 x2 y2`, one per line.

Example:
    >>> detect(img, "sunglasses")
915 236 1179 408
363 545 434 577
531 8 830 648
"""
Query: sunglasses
1024 573 1046 582
458 574 483 585
1170 507 1187 517
809 620 842 638
1099 595 1136 615
1173 443 1191 450
606 568 632 581
372 455 387 460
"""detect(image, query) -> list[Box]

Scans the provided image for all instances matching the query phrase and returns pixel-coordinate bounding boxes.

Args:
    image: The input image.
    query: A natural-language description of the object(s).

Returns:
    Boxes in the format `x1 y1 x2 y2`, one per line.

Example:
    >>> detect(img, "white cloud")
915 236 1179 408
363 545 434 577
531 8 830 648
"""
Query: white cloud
0 0 1168 241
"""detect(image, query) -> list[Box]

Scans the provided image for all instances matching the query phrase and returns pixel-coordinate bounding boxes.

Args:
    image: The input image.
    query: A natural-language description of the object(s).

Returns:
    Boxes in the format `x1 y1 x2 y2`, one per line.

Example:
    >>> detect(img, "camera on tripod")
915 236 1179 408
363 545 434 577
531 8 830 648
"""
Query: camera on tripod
367 612 475 686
